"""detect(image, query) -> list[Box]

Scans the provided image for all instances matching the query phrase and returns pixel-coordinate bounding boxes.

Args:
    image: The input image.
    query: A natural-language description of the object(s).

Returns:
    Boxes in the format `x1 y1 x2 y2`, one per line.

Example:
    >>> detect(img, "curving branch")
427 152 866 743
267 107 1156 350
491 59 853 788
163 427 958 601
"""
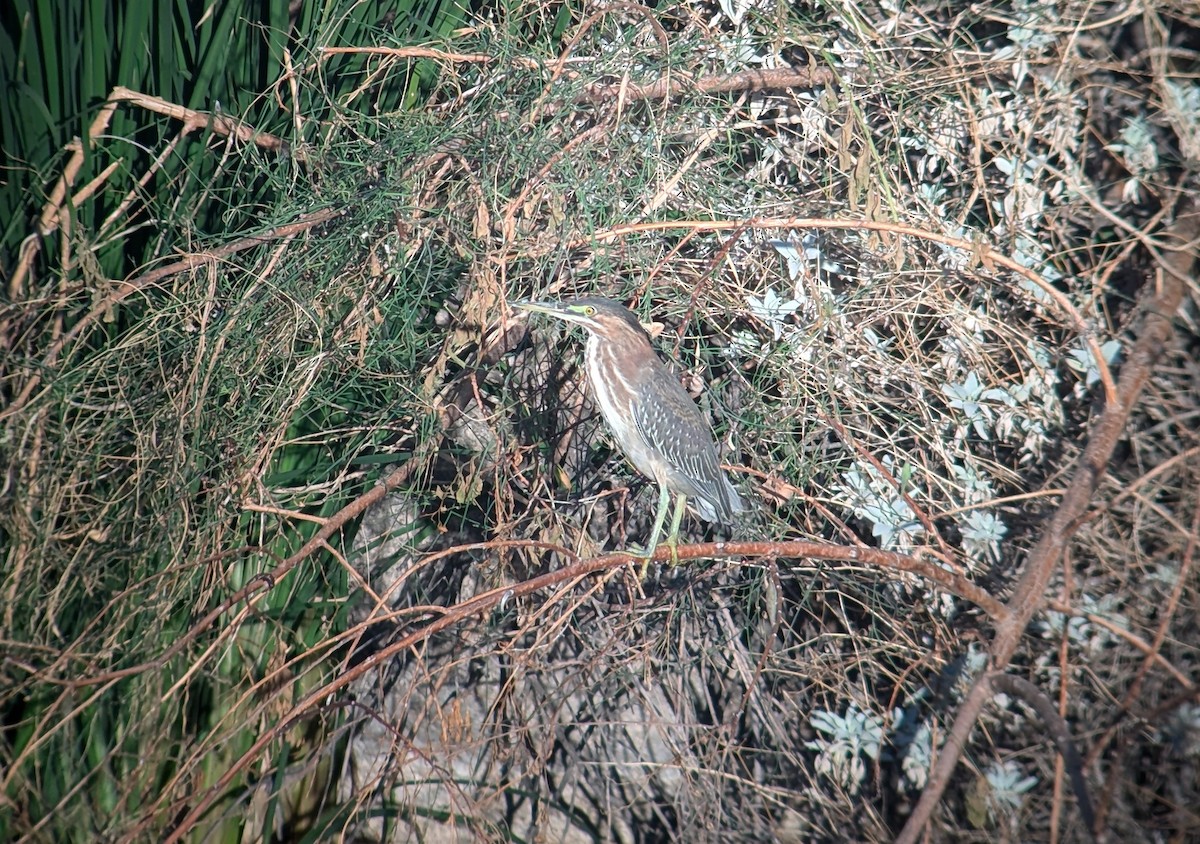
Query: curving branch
895 195 1199 843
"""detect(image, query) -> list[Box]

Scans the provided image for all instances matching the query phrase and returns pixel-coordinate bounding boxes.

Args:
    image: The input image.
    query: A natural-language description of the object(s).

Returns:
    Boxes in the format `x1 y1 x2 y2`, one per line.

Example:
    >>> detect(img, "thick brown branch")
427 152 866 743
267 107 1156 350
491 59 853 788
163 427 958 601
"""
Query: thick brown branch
150 532 1004 842
582 67 837 104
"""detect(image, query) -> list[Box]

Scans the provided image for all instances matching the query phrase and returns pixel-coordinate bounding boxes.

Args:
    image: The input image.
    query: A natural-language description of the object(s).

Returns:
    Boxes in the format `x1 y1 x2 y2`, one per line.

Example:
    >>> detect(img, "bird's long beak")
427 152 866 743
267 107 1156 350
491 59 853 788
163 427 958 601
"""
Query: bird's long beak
511 299 584 325
511 299 557 315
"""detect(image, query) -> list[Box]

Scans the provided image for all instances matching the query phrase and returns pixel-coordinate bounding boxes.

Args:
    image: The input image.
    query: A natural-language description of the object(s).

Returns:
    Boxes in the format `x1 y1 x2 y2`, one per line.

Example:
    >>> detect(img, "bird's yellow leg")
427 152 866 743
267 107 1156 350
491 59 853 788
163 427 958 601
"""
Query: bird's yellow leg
636 483 672 579
665 493 687 566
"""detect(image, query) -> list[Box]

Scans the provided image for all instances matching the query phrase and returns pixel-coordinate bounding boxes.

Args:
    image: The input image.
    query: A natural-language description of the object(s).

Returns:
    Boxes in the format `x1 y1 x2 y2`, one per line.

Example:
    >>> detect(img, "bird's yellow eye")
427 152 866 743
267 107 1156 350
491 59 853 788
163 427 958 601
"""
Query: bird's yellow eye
583 306 596 316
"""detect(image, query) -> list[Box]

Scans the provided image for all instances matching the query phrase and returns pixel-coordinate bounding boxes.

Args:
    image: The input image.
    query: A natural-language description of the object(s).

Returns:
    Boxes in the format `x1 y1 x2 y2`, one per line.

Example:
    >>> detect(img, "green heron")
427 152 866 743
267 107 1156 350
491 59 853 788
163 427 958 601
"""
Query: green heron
514 297 744 562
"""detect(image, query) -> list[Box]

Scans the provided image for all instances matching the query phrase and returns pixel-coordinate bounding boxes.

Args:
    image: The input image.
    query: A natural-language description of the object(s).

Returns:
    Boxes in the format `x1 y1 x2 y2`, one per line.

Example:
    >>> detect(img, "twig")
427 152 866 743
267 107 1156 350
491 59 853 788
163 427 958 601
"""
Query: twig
990 673 1097 840
9 100 120 299
108 86 290 153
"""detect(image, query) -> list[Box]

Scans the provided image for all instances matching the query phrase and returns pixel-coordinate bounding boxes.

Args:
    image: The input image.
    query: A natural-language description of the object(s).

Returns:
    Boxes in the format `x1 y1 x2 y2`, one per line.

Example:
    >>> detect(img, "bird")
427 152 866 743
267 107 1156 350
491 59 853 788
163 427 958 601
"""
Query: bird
513 296 745 563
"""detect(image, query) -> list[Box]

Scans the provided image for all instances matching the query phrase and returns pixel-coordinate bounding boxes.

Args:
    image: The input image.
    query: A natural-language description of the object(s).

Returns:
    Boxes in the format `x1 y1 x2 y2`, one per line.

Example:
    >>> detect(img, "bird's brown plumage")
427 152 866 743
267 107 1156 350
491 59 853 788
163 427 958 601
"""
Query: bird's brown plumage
515 297 744 525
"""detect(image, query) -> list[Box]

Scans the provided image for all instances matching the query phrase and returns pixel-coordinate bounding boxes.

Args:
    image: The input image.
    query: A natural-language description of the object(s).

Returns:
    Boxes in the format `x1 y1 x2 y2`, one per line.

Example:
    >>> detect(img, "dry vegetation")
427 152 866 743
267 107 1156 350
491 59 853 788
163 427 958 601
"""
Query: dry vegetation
3 1 1200 842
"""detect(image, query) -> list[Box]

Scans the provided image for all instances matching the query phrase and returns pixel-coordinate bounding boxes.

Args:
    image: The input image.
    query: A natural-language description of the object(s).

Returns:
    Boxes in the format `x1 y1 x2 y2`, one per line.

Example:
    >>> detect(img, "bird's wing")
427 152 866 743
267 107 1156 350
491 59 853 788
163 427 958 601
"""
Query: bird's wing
632 375 730 512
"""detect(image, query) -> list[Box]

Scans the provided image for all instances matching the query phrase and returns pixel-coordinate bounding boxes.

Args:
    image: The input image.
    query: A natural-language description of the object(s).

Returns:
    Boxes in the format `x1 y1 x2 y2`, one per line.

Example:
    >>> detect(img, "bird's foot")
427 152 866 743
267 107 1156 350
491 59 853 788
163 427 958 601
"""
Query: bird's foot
628 539 681 580
625 543 659 581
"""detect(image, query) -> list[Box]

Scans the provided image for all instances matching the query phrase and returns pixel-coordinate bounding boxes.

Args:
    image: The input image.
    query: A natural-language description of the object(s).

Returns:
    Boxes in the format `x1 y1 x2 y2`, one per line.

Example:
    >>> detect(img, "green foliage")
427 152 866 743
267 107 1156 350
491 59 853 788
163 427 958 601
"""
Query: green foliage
0 0 472 280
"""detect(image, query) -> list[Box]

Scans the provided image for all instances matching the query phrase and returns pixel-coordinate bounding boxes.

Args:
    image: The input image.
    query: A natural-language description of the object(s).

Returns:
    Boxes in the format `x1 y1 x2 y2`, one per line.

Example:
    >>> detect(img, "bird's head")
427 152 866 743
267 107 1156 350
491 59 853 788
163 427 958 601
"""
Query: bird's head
512 297 647 343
